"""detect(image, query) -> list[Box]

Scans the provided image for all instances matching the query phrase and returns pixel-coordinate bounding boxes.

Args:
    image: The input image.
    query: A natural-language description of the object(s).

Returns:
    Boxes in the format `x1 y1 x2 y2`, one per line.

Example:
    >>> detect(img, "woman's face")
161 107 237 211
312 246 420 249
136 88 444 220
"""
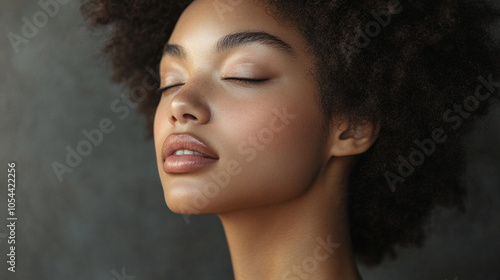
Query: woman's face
154 0 329 214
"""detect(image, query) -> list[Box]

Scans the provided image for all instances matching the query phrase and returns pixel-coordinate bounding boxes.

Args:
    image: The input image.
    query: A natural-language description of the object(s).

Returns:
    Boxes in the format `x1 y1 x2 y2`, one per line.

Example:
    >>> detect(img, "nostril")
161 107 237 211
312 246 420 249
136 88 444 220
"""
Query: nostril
183 113 197 121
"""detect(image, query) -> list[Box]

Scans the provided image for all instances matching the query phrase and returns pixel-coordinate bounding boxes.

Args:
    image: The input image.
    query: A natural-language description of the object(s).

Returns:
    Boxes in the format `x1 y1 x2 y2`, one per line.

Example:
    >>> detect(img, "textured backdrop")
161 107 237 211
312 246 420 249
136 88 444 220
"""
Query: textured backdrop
1 0 499 279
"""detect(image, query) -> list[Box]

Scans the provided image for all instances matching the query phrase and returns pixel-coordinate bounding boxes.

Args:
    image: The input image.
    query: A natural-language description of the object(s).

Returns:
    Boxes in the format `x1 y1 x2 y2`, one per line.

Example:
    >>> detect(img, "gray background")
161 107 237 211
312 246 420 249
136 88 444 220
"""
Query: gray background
0 0 499 279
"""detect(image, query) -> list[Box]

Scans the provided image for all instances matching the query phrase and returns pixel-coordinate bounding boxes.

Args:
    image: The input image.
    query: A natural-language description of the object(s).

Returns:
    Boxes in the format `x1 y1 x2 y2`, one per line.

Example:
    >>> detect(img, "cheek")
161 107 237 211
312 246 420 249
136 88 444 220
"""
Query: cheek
153 100 171 182
210 87 327 210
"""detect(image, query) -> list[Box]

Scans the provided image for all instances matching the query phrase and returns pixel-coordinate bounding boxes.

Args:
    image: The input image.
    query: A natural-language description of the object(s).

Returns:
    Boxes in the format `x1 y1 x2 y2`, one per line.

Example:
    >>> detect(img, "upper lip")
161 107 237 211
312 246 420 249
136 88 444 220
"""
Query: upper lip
162 133 219 161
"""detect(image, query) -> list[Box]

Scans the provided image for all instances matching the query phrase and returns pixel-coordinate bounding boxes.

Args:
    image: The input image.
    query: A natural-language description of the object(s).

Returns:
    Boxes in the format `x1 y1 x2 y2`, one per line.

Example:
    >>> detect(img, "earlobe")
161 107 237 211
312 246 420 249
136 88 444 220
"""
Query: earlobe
327 120 380 157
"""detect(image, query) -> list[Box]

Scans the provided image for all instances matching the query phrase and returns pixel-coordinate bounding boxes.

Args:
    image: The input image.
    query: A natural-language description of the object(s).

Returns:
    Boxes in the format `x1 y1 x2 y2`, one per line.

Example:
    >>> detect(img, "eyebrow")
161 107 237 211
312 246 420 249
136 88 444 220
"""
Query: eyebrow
163 44 187 59
162 31 296 59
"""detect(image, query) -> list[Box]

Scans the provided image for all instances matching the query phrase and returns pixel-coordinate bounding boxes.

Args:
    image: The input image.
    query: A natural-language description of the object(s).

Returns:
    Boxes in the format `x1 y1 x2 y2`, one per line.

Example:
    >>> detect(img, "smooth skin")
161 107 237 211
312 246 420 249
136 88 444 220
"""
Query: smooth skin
154 0 379 279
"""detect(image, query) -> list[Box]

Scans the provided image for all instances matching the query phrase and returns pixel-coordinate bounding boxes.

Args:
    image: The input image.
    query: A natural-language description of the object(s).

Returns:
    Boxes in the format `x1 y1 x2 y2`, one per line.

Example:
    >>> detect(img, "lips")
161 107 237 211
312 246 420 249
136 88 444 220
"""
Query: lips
162 133 219 174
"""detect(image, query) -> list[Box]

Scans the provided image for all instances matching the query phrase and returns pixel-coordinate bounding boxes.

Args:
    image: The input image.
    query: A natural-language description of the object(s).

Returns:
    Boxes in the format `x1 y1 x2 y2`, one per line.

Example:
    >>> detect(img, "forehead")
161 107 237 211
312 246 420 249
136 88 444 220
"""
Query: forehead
167 0 308 57
171 0 273 37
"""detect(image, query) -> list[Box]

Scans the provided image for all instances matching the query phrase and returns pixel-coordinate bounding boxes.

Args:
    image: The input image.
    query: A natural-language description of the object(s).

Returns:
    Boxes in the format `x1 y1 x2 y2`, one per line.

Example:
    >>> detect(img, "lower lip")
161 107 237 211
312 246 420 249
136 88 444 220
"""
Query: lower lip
163 155 218 174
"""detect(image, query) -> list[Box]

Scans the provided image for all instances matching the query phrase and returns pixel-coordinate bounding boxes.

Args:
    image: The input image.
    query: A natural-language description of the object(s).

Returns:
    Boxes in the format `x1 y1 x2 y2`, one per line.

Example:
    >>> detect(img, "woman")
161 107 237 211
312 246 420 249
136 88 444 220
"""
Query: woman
81 0 500 279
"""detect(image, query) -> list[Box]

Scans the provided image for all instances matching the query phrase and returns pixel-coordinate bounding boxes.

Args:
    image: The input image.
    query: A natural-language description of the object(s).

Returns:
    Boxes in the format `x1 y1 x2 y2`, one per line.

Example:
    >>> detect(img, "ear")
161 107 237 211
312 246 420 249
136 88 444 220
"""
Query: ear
327 118 380 157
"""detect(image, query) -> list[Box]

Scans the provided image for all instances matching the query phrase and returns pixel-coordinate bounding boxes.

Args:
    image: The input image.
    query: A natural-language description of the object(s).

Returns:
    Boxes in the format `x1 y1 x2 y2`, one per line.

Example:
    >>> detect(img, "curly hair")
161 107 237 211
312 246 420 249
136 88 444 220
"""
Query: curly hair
80 0 500 265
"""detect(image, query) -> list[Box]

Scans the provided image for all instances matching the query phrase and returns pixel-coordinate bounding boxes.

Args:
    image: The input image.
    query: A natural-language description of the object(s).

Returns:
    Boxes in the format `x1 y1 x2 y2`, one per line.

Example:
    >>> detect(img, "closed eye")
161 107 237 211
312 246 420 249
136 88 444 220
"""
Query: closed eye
224 78 269 84
157 78 268 95
156 84 184 95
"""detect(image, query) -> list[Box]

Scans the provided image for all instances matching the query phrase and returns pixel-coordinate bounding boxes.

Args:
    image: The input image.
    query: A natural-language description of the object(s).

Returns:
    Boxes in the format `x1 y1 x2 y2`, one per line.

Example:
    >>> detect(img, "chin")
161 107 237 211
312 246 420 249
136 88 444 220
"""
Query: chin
162 179 308 216
162 183 229 215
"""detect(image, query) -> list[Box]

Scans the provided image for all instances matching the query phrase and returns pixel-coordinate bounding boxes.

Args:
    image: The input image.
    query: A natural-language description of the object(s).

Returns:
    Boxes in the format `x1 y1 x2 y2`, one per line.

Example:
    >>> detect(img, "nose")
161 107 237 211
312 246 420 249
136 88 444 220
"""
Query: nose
168 86 211 126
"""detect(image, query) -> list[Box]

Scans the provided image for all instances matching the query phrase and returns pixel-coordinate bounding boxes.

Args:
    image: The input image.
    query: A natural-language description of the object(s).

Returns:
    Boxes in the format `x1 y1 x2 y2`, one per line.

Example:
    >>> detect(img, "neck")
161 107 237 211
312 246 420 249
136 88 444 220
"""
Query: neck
218 157 362 280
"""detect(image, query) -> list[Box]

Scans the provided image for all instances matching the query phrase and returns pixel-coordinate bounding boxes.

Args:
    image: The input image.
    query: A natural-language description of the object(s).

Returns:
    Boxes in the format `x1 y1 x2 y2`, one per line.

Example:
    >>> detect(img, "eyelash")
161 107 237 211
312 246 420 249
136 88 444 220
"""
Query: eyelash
156 84 184 95
156 78 268 95
224 78 269 84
